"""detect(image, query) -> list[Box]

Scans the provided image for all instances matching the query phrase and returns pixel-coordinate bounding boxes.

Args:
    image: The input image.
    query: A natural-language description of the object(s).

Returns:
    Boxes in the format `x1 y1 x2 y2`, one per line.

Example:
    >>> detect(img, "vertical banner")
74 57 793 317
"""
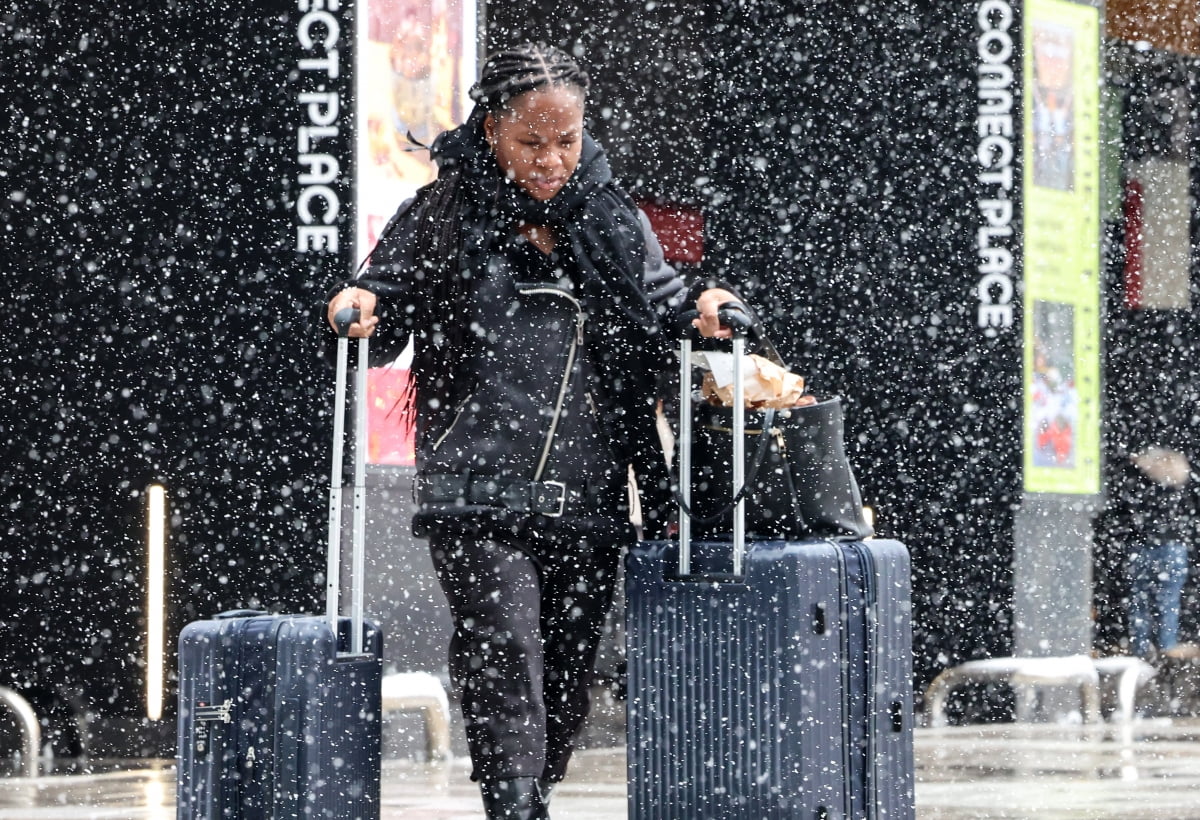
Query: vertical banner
1022 0 1100 494
355 0 476 465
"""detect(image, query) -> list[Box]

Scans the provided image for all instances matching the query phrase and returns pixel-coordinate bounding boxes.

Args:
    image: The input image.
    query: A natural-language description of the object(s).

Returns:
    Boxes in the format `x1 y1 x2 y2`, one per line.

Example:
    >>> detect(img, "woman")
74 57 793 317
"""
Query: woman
327 43 734 819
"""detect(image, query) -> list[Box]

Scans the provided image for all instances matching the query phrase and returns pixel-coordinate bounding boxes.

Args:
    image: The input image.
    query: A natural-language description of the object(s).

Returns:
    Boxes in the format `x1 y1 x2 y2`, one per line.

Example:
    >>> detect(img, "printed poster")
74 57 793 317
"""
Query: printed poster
1022 0 1100 494
356 0 476 465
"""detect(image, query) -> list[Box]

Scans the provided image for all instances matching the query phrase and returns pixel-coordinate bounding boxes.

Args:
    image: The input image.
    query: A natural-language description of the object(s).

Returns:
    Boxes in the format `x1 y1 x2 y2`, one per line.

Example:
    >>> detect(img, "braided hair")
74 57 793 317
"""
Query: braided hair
406 43 591 427
469 43 590 112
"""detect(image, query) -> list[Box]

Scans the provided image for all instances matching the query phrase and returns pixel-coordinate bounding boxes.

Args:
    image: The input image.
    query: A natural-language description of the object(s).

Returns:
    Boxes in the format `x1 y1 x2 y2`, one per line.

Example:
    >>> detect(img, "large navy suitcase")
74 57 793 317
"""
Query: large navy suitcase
625 305 915 819
625 538 914 819
176 309 383 819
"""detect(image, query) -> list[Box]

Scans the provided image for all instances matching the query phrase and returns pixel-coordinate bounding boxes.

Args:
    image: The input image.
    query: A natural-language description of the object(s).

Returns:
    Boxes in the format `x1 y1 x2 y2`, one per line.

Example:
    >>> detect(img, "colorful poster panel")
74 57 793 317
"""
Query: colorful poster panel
356 0 475 465
1022 0 1100 494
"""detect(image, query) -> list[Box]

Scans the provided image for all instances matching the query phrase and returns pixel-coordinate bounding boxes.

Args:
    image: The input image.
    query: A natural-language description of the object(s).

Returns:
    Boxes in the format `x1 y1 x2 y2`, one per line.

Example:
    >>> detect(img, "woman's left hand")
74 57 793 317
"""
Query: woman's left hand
692 288 742 339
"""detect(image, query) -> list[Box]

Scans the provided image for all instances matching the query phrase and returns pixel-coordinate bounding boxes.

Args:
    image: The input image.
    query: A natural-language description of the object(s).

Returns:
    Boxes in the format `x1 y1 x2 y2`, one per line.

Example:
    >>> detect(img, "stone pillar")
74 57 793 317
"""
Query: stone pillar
1013 496 1098 719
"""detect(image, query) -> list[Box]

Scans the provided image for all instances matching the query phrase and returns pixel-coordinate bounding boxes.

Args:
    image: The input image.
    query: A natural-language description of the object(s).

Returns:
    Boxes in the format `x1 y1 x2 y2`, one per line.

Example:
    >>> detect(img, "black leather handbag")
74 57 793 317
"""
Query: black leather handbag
684 395 874 541
675 304 873 542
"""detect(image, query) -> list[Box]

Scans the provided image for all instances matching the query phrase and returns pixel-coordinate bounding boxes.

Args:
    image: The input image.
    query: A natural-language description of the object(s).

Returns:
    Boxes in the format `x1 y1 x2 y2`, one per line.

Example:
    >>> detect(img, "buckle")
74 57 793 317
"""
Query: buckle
535 480 567 518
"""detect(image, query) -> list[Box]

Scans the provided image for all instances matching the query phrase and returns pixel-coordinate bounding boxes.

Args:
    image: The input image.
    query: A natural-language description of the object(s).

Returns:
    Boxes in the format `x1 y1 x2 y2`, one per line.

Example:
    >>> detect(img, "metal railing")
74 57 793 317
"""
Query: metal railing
0 687 40 778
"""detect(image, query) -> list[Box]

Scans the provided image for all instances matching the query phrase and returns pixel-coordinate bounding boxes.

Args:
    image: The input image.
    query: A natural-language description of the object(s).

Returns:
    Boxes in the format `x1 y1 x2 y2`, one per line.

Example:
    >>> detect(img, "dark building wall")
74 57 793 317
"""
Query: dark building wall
2 2 351 754
1094 41 1200 653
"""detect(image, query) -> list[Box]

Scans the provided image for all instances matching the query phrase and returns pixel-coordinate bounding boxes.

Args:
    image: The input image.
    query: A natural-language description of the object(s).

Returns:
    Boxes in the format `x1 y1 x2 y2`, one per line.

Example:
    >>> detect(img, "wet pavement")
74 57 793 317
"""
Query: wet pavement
5 718 1200 819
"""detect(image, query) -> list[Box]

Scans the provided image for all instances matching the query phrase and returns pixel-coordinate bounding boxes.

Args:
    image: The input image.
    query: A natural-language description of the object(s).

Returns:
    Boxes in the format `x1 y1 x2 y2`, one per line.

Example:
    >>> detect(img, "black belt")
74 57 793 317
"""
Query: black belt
418 473 585 518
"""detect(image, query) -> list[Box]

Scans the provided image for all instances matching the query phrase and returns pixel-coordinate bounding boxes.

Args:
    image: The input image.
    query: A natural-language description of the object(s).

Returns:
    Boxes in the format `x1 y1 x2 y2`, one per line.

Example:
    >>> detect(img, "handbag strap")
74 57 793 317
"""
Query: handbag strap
673 408 776 526
745 310 786 368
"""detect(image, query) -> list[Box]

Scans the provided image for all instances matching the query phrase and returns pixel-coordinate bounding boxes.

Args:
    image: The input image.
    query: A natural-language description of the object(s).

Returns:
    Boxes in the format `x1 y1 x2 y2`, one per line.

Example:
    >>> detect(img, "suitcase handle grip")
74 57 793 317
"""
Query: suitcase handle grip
333 307 362 337
676 302 753 339
677 302 787 368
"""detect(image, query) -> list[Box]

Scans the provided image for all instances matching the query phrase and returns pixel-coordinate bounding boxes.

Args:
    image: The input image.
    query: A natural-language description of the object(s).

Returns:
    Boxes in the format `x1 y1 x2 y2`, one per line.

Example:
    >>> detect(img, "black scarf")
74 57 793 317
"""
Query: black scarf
412 107 671 468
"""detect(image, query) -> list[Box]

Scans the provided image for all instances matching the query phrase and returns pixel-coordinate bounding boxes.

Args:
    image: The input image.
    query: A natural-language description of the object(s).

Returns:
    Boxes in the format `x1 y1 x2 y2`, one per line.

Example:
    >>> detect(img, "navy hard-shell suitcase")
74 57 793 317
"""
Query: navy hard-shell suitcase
625 307 915 819
176 614 382 819
176 310 383 820
625 538 914 819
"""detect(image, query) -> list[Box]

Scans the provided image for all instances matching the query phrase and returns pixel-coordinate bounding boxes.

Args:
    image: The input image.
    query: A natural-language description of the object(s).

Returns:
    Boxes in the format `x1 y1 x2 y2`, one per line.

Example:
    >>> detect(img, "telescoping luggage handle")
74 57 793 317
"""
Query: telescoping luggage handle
327 308 369 656
677 302 752 577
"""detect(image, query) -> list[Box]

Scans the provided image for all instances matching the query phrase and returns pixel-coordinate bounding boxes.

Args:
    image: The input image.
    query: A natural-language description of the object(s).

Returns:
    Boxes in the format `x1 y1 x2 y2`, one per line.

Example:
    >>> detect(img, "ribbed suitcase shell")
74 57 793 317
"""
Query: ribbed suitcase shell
625 538 914 820
176 613 382 820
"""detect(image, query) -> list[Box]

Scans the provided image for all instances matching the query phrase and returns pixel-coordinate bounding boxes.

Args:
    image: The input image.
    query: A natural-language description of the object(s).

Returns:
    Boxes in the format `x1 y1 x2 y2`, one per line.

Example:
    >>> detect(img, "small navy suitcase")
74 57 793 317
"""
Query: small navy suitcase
176 310 384 820
176 614 382 819
625 307 915 819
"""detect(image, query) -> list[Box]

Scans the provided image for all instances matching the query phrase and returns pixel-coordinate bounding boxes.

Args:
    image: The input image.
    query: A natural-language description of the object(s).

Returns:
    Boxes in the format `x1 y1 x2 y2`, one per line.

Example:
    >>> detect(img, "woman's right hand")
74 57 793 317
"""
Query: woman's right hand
327 287 379 337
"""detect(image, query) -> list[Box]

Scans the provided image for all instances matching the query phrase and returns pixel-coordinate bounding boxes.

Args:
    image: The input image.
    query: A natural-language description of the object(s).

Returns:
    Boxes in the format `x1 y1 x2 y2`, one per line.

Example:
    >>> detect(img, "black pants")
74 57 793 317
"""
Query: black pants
429 516 629 783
